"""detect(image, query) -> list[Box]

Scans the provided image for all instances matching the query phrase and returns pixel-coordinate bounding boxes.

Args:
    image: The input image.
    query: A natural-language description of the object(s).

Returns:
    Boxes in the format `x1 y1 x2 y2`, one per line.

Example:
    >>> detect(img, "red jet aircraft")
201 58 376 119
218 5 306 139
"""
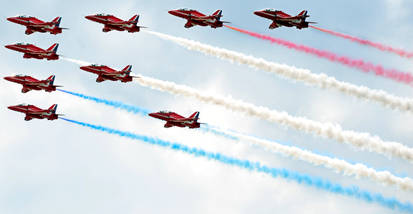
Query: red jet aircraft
8 104 61 121
6 15 67 35
4 74 61 93
168 8 229 28
80 64 135 83
5 43 59 60
254 9 315 29
149 111 202 128
85 14 144 33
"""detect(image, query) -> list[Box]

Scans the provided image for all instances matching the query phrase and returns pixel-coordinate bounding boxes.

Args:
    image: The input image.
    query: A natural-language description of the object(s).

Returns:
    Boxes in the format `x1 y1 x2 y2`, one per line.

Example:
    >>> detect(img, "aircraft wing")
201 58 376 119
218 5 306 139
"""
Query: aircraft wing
27 110 45 115
28 23 52 27
184 20 196 28
24 82 42 86
275 17 301 21
106 22 126 27
168 118 191 123
101 71 122 76
191 16 210 21
105 17 128 26
26 46 47 53
190 16 217 23
21 87 32 93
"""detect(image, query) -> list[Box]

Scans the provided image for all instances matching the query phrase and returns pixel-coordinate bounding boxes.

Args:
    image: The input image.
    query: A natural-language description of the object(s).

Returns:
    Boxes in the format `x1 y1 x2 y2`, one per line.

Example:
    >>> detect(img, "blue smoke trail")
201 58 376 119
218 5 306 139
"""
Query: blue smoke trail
58 89 238 140
61 117 413 213
57 89 150 116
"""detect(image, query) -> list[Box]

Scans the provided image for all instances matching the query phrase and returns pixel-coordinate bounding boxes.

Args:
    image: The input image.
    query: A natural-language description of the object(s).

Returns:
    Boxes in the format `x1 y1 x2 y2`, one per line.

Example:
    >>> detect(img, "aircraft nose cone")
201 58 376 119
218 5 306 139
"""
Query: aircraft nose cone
4 45 13 49
7 106 16 111
253 11 261 15
3 76 12 81
85 15 94 20
6 17 15 22
148 113 156 117
168 10 177 15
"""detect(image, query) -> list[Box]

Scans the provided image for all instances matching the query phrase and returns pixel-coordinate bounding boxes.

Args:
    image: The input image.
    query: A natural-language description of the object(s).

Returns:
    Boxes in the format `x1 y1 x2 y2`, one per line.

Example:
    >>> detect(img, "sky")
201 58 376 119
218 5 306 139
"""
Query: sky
1 0 413 213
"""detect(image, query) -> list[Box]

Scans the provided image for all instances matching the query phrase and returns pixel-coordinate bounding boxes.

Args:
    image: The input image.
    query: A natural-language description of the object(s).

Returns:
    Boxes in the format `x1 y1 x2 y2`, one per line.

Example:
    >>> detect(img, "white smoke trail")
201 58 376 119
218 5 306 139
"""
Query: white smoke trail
61 56 91 66
208 126 413 192
135 75 413 163
144 30 413 114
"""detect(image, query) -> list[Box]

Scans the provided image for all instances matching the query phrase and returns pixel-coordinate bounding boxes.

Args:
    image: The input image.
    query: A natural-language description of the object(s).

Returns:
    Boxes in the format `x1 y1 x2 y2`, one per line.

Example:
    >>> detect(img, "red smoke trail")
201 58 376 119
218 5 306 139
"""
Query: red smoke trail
310 26 413 59
224 25 413 86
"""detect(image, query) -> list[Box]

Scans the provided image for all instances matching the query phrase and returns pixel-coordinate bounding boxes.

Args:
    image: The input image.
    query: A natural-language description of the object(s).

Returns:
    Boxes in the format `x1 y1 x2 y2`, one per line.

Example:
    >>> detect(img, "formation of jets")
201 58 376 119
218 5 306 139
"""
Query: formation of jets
5 8 315 126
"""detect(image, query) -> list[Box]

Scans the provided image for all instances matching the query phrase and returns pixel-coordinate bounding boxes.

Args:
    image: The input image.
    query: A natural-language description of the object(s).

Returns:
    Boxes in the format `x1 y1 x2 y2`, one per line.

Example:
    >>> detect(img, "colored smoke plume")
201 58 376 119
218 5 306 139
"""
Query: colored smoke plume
224 25 413 86
61 117 413 213
57 89 150 116
310 26 413 59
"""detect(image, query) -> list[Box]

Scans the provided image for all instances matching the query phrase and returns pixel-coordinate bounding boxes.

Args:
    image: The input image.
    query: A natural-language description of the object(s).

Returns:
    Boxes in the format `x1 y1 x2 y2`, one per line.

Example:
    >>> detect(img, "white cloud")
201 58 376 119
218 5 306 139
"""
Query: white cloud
385 0 410 21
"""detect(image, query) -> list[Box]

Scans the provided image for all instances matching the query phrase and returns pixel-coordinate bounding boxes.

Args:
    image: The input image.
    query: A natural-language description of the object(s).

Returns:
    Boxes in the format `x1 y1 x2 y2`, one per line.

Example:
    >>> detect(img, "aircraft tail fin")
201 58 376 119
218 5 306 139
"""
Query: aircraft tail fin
189 111 200 121
298 10 309 18
212 10 223 20
121 65 132 73
48 104 58 113
46 43 59 53
129 15 139 24
46 75 55 85
52 17 62 27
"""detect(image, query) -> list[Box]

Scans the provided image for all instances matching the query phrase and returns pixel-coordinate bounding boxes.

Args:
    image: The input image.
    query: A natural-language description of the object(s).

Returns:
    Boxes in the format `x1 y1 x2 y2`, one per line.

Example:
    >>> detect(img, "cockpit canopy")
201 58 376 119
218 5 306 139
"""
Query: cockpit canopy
90 64 104 67
17 15 32 18
159 110 172 114
15 42 30 46
263 8 276 12
96 13 112 17
178 8 193 12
